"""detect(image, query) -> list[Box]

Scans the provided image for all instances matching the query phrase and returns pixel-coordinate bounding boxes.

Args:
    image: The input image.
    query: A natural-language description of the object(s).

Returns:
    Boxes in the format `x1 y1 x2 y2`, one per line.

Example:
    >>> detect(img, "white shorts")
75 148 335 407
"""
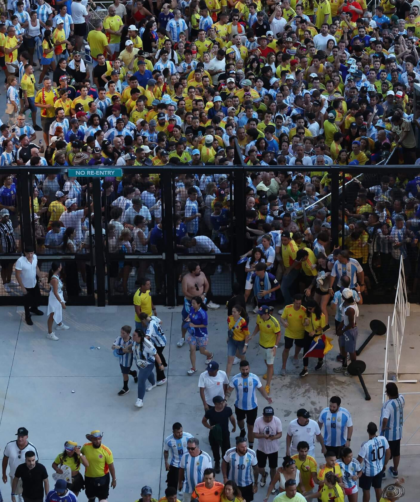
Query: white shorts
263 346 276 365
109 43 120 54
245 278 253 290
6 62 18 74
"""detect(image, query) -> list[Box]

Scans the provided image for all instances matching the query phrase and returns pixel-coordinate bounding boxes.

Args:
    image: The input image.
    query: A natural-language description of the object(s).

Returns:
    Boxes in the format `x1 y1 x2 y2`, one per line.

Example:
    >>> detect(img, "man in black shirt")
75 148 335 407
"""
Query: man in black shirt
252 11 270 37
93 54 111 89
202 396 236 473
12 451 49 502
17 135 39 164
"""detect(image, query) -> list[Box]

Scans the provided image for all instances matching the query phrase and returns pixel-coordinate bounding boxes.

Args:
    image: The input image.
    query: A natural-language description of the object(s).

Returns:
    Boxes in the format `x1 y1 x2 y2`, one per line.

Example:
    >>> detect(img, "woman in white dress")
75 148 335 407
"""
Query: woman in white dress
47 262 69 341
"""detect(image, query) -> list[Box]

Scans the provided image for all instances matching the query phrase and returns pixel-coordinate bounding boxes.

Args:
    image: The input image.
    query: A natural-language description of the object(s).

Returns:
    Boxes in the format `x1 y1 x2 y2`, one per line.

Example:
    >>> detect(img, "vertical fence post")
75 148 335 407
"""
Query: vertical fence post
18 170 33 249
331 170 339 247
92 178 106 307
162 169 176 306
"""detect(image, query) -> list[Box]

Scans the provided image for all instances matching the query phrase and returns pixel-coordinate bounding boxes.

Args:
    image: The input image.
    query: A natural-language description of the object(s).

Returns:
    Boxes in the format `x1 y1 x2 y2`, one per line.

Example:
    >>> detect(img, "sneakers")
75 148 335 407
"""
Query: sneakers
240 428 247 438
25 316 33 326
207 301 220 309
260 472 268 487
280 368 286 376
118 389 129 396
56 323 69 330
205 354 214 365
299 368 309 377
34 125 42 131
233 357 241 365
177 338 185 348
278 308 284 315
265 385 270 395
253 306 259 314
157 378 167 386
315 360 324 371
47 332 59 341
146 383 157 392
187 368 197 375
135 398 144 408
30 308 44 315
389 467 398 478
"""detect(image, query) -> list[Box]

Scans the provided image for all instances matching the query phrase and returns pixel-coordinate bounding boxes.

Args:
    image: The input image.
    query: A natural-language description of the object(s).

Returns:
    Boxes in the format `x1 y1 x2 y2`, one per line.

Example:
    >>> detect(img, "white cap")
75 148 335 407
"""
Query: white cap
227 77 235 83
205 134 214 144
342 288 354 300
387 90 395 96
128 25 138 30
125 40 134 46
57 19 64 24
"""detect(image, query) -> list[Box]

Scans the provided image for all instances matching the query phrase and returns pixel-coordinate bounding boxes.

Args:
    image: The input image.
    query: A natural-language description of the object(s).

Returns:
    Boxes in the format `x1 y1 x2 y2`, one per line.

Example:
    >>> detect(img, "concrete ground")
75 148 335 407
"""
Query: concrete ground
0 303 419 502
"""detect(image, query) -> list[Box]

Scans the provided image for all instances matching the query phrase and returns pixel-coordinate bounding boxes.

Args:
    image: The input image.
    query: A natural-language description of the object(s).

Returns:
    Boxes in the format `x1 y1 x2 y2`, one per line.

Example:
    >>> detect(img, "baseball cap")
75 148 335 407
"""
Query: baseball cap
350 122 357 128
125 40 133 46
309 73 318 78
342 288 354 299
228 106 236 112
55 479 67 494
258 305 270 315
286 37 293 41
124 153 136 161
55 190 65 198
157 112 166 119
297 408 310 418
376 120 386 128
207 361 219 372
138 60 146 65
286 74 295 80
242 79 252 86
149 119 157 126
160 150 169 156
111 70 119 76
76 111 87 118
227 77 235 83
59 75 67 81
328 112 336 120
263 406 275 416
213 395 225 404
16 427 28 436
387 90 395 96
141 146 151 154
93 147 102 153
148 79 157 86
128 24 138 30
290 59 299 65
0 208 9 218
57 18 64 24
192 149 200 155
266 31 274 36
65 198 77 208
395 91 403 98
141 486 153 496
214 96 222 102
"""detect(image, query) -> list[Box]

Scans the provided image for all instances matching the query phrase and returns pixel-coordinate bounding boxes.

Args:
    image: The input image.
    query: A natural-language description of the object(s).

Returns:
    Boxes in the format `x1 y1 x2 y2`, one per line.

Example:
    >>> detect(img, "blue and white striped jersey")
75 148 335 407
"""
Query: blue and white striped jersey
358 436 389 477
53 13 74 39
6 86 19 106
37 3 53 23
113 335 134 367
15 125 35 138
94 97 111 116
132 338 156 367
154 60 177 75
198 15 213 32
1 151 16 166
105 127 133 142
164 432 194 468
166 18 188 42
185 198 199 235
230 373 262 410
223 447 257 487
147 316 167 348
180 451 212 493
331 258 363 288
337 458 362 489
318 407 353 447
257 244 275 269
107 114 122 129
380 395 405 441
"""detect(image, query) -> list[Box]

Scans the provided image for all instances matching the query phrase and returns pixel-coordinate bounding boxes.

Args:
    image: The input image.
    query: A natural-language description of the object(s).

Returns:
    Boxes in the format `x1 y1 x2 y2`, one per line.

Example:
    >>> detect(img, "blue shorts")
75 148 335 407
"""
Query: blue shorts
182 305 190 322
339 327 358 353
27 97 36 112
188 333 208 347
227 338 245 357
41 56 54 66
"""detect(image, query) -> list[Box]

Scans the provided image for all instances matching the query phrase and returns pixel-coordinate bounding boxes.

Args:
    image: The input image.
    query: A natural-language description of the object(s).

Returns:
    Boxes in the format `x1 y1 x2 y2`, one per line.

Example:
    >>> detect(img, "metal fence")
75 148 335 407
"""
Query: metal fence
4 155 420 307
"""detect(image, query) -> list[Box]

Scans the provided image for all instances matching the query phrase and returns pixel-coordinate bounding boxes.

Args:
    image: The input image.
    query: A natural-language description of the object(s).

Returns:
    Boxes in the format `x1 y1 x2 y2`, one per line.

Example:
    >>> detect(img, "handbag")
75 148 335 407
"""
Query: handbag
5 103 15 114
228 318 241 339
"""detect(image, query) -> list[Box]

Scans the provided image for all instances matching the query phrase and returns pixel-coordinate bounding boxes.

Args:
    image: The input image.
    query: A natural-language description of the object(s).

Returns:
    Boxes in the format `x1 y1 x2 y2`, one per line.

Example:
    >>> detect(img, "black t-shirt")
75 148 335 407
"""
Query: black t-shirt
18 143 38 163
205 406 233 434
93 63 109 83
15 462 48 500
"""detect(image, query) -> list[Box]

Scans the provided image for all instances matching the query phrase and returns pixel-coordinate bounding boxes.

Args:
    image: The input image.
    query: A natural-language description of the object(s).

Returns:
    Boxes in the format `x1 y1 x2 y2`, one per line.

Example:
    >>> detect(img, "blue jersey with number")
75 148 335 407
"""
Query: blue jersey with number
358 436 389 477
230 373 262 411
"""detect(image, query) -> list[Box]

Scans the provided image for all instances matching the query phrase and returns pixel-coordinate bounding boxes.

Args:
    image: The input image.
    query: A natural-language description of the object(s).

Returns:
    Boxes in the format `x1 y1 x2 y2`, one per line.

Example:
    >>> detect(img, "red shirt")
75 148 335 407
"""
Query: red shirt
342 1 363 22
259 47 275 58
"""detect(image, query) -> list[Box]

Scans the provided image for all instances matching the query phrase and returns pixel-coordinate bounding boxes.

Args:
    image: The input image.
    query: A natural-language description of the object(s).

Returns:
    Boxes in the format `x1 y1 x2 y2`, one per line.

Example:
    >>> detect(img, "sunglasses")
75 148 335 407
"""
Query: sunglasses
187 446 196 451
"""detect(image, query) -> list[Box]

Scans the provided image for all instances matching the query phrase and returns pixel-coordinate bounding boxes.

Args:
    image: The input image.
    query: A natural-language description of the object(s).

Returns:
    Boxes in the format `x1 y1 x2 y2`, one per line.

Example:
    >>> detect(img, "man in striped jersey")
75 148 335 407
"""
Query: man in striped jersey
318 396 353 458
222 437 259 502
227 360 272 449
178 438 212 502
112 325 137 396
164 423 193 493
330 250 365 292
380 383 405 479
357 422 390 502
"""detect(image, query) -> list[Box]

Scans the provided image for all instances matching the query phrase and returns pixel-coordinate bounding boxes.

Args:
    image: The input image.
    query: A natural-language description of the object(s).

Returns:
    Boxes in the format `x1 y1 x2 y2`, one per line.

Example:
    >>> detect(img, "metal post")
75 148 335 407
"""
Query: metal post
162 169 176 306
331 171 339 247
234 167 246 259
341 170 346 246
92 179 106 307
19 170 33 249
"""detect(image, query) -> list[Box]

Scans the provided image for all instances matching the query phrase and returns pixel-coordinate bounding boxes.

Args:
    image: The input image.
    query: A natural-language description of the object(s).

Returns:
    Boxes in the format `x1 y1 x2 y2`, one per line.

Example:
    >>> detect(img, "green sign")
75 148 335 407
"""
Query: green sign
68 168 123 177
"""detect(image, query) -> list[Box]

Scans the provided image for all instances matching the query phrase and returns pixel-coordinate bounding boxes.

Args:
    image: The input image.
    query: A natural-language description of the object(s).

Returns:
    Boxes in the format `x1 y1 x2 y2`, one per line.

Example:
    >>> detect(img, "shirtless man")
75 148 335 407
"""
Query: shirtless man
177 261 209 348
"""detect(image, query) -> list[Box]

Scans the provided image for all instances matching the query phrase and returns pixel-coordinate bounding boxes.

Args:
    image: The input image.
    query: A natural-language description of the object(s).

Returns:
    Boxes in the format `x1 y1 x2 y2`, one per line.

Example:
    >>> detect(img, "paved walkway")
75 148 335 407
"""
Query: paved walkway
0 304 419 501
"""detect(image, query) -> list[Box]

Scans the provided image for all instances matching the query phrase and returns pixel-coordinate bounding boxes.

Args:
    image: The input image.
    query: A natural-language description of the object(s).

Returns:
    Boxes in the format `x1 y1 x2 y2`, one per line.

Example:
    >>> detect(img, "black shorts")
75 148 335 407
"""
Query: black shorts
359 471 383 491
239 483 254 502
389 439 400 458
325 445 344 458
41 117 54 134
74 23 87 36
256 450 278 469
166 465 179 489
120 364 131 375
284 337 305 350
235 406 258 426
68 472 84 493
85 474 110 500
0 56 5 68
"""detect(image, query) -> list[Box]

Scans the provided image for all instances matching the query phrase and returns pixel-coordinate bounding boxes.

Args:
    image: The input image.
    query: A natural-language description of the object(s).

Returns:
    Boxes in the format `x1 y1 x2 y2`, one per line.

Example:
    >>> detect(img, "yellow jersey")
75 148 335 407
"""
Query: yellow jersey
21 73 36 98
54 453 81 473
227 315 250 342
52 28 66 55
281 239 298 267
281 305 306 339
103 15 124 44
256 314 281 348
35 87 58 118
87 29 109 59
54 98 72 116
133 289 152 321
4 35 18 63
71 95 94 112
292 454 317 491
81 443 114 478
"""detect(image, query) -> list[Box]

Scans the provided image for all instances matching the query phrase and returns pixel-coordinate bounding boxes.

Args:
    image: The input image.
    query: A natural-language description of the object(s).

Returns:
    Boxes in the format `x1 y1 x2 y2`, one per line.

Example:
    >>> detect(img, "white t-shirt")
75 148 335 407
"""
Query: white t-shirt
4 440 39 478
15 255 38 288
208 57 226 85
287 418 320 456
254 416 282 454
71 2 88 24
198 370 229 406
59 209 85 242
270 17 287 36
313 33 336 51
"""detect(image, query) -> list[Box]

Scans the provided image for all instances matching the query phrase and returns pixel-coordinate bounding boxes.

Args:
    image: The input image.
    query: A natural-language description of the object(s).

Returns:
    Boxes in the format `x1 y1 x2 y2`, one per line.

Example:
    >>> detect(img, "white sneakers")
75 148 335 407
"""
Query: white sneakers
146 383 157 392
233 357 241 365
207 301 220 309
177 338 185 347
135 399 144 408
157 378 167 386
278 308 284 315
56 323 69 331
47 332 59 341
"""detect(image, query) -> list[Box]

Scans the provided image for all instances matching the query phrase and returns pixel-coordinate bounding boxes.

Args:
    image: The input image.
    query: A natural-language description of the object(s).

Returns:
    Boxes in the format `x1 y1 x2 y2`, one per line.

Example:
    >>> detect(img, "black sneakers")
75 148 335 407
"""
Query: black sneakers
300 368 309 377
118 389 130 396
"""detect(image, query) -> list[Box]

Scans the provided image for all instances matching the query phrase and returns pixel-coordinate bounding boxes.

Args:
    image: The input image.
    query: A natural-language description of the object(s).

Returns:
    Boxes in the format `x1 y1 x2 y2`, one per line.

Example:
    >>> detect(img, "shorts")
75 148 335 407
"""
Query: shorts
27 97 36 112
339 327 358 353
74 23 86 36
84 474 110 500
284 336 304 350
389 439 400 458
262 346 276 365
182 304 190 322
68 472 85 493
239 483 254 502
359 472 383 491
6 62 18 74
0 56 5 68
326 445 344 458
228 337 245 357
41 117 54 134
25 36 37 48
245 277 253 290
120 364 132 374
187 333 208 348
344 484 358 495
41 56 54 66
235 405 258 426
256 450 278 469
109 43 120 54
